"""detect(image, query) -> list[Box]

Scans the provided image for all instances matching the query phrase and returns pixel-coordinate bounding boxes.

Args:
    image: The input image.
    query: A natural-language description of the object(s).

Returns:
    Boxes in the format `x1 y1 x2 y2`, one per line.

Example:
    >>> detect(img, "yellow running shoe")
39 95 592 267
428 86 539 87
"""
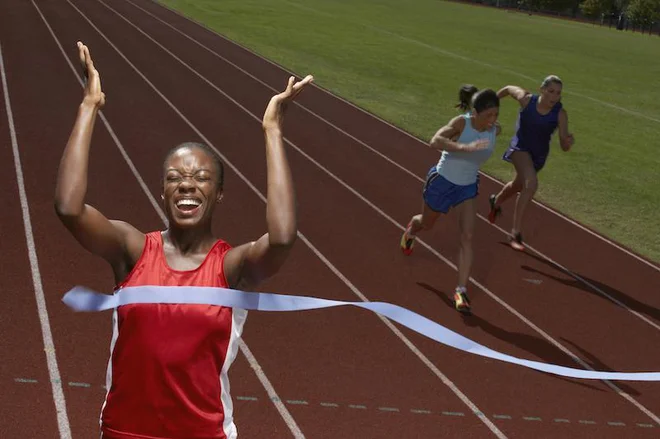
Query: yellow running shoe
453 287 471 314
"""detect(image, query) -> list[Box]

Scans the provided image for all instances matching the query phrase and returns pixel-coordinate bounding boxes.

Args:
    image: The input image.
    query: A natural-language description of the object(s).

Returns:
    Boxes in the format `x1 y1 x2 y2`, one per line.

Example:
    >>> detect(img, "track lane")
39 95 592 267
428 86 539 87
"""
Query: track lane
2 0 656 431
29 0 505 437
3 0 297 436
95 0 660 427
0 36 61 438
55 0 660 436
130 0 660 303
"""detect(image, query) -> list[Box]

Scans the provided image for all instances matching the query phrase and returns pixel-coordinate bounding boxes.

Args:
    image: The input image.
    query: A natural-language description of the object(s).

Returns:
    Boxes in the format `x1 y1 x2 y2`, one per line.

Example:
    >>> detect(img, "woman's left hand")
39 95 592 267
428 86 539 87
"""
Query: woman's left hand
262 75 314 132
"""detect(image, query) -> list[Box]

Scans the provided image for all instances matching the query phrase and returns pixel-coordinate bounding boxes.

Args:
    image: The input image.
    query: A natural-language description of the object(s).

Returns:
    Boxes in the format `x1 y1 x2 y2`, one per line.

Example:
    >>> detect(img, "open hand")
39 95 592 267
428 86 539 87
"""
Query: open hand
463 138 490 152
262 75 314 131
78 41 105 108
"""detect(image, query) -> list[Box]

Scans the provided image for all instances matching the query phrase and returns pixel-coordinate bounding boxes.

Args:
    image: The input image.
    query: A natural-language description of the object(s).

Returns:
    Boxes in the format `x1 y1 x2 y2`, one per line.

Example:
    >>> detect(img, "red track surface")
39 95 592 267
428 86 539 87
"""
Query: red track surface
1 0 660 437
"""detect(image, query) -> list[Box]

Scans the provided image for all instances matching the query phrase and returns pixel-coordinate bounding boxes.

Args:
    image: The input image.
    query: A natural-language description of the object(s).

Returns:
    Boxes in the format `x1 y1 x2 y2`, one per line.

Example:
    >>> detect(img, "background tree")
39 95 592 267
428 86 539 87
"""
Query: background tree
625 0 660 27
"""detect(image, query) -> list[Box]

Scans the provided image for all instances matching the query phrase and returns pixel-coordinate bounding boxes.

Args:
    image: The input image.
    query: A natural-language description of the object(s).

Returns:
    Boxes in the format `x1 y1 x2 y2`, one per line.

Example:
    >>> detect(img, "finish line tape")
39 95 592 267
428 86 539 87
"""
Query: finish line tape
62 285 660 382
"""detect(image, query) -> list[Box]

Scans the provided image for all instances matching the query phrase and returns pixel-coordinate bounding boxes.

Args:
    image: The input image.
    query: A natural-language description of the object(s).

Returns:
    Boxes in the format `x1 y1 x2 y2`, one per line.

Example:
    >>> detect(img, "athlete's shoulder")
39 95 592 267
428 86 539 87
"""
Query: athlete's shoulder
452 113 469 128
143 230 162 241
448 113 467 124
443 114 467 137
211 238 233 256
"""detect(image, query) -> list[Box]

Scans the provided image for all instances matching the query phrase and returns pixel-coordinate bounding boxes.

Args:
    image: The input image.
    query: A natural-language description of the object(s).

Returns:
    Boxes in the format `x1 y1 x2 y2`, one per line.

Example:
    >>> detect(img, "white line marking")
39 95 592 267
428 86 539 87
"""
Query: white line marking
122 0 424 182
525 241 660 331
0 42 72 438
148 0 660 272
287 0 660 125
320 402 339 408
93 0 660 427
136 0 660 331
522 279 543 285
59 0 505 436
486 219 660 332
33 1 305 437
238 340 304 437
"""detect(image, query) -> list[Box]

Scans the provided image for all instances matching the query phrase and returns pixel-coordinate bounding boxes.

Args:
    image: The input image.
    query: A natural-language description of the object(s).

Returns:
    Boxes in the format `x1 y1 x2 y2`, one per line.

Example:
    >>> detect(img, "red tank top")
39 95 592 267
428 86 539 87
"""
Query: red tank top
100 231 247 439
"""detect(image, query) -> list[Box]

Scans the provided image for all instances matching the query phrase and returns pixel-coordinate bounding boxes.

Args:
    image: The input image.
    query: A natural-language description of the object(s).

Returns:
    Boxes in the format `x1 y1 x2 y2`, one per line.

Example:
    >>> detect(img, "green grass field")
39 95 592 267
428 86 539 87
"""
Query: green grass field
159 0 660 263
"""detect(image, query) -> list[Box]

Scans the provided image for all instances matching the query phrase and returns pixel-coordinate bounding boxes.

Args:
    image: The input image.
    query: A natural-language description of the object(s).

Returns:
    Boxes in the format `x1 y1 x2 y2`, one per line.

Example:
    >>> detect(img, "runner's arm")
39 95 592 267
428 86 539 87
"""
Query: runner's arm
54 42 144 266
497 85 531 108
224 76 313 290
429 116 489 152
558 108 574 151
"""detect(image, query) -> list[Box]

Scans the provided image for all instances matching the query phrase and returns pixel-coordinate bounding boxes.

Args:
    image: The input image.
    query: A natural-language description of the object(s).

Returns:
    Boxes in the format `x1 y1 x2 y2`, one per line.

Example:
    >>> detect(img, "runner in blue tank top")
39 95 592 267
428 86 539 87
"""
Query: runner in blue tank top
488 75 574 251
400 85 501 314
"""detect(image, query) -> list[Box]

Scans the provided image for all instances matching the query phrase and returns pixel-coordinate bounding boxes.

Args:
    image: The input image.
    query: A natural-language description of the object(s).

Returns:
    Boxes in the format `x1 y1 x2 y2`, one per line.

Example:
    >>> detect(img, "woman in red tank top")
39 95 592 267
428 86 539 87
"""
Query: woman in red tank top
54 42 313 439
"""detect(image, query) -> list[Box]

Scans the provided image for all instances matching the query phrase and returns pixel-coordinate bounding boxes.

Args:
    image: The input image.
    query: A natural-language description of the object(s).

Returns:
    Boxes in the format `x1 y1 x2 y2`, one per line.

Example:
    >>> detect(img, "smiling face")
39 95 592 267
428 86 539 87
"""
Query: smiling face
473 106 499 131
539 75 563 108
470 89 500 131
541 82 562 106
162 144 223 229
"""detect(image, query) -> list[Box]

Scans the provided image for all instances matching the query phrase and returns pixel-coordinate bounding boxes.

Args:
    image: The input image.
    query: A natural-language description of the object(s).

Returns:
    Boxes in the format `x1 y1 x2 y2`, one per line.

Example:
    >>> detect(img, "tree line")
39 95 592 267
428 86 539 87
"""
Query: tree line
519 0 659 27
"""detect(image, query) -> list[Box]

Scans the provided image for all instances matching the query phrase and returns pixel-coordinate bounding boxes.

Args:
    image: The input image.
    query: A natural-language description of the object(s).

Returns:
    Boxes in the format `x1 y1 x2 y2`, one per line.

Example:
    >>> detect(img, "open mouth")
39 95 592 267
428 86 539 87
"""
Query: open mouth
175 197 202 215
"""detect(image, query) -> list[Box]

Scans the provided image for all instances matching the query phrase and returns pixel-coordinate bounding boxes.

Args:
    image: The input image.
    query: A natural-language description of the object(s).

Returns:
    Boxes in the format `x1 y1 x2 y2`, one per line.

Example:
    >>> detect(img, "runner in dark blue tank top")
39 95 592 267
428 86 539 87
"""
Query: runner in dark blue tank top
487 75 574 251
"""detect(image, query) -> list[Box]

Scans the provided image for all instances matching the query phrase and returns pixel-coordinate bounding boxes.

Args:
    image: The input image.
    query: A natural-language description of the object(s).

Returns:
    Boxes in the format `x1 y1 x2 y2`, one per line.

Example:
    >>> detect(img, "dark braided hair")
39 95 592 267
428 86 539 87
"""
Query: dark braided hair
455 84 479 111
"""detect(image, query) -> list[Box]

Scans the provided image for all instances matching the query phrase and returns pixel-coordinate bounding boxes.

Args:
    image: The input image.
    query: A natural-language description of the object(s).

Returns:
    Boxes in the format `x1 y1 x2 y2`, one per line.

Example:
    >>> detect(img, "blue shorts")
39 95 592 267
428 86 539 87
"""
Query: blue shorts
422 166 479 213
503 145 547 172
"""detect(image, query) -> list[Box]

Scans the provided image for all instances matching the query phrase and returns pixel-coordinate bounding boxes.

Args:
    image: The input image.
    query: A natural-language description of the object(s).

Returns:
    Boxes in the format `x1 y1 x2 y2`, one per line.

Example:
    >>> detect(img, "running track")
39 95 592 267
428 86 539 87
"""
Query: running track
1 0 660 437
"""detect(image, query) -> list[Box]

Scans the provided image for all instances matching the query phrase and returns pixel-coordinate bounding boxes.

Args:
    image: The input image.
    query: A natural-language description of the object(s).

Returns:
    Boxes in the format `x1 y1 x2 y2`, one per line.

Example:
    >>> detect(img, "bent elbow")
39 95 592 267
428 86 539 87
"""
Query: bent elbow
269 231 297 249
429 138 443 150
274 235 298 248
54 199 82 220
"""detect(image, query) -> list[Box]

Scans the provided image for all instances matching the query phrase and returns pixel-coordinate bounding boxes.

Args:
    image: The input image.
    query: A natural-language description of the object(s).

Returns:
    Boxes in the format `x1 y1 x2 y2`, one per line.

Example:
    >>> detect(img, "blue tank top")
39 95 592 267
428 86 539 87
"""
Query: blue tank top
436 113 497 186
510 94 562 160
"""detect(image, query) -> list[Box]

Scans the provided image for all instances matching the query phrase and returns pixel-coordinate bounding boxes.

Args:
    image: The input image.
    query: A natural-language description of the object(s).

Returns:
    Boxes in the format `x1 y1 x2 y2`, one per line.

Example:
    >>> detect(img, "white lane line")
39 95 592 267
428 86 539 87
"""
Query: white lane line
0 41 72 438
93 0 660 426
147 0 660 272
59 0 506 435
33 0 306 437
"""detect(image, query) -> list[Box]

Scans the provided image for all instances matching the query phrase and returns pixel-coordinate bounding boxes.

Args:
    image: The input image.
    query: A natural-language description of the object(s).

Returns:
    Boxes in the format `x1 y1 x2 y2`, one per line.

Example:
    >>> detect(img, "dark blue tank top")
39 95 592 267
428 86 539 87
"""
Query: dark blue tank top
510 94 562 161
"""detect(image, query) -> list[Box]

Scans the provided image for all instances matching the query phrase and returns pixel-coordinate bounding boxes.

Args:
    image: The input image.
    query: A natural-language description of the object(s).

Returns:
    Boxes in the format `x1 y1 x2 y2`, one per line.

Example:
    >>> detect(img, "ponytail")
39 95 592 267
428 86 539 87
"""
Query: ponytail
455 84 478 112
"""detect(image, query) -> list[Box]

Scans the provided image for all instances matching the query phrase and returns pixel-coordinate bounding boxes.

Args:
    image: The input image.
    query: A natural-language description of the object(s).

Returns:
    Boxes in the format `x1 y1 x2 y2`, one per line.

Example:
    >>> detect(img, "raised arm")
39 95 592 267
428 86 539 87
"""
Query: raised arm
497 85 531 108
224 75 314 290
557 108 574 151
54 42 144 274
429 116 490 153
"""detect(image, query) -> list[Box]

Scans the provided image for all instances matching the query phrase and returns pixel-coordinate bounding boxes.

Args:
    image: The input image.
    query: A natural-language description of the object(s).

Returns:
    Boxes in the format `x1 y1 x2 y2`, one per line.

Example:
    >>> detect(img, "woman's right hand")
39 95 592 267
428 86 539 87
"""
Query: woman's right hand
462 138 490 152
78 41 106 109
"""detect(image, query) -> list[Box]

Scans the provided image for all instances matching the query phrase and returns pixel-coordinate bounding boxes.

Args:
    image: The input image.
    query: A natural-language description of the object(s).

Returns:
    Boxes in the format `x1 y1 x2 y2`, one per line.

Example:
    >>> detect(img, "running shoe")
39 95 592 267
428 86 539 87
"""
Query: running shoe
510 231 524 251
488 194 502 224
453 288 471 314
400 221 415 255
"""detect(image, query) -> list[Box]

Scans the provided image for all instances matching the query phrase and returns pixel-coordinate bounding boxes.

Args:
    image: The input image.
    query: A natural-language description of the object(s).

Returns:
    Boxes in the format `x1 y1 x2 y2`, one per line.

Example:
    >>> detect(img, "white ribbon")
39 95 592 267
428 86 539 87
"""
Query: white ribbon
62 285 660 382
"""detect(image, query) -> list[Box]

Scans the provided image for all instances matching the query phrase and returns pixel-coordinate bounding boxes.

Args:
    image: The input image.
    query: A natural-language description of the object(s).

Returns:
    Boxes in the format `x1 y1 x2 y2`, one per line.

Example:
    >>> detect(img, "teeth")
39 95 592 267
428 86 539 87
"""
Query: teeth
176 199 201 207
